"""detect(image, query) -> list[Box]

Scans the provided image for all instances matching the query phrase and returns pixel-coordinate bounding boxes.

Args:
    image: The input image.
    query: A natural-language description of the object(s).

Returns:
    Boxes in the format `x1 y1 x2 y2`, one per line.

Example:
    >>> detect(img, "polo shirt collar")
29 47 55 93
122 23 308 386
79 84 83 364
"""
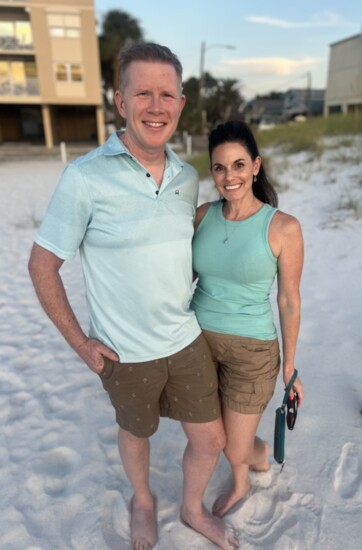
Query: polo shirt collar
103 131 129 156
103 131 184 169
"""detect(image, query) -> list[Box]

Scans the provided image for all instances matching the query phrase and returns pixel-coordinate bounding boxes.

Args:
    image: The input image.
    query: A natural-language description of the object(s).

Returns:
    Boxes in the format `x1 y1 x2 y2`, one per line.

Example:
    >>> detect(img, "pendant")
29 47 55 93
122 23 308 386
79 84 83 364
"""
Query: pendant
223 238 229 244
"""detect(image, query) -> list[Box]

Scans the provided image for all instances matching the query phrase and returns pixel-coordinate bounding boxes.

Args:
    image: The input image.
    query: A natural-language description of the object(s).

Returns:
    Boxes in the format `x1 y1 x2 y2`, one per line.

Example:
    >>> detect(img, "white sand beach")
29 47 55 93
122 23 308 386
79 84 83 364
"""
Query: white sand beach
1 135 362 549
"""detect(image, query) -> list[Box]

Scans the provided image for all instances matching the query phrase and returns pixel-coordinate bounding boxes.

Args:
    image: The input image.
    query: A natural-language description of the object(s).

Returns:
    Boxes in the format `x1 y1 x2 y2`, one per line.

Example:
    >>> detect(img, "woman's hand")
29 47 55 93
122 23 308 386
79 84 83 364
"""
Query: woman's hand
283 370 303 406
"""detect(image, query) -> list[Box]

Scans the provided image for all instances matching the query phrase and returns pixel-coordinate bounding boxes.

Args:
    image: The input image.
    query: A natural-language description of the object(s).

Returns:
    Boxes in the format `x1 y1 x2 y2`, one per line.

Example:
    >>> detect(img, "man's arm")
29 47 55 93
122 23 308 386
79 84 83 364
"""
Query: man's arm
28 243 119 373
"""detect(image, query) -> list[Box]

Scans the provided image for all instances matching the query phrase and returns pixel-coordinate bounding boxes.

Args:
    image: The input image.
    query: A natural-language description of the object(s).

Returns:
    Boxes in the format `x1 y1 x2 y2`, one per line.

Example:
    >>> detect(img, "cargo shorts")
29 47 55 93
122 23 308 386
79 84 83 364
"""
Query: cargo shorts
98 333 221 437
202 329 281 414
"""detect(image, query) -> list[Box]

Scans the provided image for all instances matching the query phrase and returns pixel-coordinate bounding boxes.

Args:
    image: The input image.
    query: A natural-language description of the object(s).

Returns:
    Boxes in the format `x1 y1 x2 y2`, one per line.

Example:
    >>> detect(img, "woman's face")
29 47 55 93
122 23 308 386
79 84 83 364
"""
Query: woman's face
210 141 261 201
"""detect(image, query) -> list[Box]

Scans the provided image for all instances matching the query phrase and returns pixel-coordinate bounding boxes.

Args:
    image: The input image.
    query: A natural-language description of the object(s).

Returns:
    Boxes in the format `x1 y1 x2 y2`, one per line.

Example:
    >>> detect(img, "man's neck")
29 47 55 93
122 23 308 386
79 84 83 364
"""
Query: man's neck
120 132 167 187
120 132 166 165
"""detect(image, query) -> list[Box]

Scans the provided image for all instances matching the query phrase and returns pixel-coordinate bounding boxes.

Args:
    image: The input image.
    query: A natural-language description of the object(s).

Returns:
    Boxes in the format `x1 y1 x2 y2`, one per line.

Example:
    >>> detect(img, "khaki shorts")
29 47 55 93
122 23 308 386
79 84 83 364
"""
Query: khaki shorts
98 334 221 437
203 330 281 414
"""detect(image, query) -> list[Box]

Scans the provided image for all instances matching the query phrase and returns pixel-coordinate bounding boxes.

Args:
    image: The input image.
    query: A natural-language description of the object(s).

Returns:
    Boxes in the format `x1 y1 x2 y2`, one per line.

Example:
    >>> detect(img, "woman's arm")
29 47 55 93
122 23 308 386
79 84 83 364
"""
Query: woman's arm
193 202 212 281
194 202 211 232
270 212 304 405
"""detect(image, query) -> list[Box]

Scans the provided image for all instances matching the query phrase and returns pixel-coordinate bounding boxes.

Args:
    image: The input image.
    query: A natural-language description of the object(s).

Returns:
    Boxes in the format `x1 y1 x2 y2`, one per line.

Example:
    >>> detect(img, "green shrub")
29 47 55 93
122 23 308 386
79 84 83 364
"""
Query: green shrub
186 112 362 175
256 113 362 152
187 150 210 180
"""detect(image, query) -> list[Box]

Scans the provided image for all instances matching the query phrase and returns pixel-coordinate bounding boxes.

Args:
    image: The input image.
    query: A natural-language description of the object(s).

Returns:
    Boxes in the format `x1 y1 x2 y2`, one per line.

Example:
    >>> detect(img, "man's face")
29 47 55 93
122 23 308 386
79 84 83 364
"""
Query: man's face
115 61 186 155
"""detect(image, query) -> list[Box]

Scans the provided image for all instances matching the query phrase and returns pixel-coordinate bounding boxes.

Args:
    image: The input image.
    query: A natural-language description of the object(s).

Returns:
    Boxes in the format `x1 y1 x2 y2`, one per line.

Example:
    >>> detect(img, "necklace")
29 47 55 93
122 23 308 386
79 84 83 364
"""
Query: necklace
223 220 239 244
222 201 263 244
222 203 241 245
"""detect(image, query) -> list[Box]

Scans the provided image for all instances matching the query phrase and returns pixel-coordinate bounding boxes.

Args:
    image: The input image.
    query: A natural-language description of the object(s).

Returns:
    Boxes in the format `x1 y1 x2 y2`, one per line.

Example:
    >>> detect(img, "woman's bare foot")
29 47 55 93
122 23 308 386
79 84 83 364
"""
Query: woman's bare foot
212 485 251 518
130 496 157 550
180 506 239 549
249 441 270 472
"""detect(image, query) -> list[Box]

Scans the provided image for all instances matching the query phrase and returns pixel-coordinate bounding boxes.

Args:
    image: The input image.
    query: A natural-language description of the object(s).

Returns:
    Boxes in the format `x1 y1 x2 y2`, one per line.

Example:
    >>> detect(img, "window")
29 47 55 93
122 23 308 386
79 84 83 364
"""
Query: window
55 63 83 82
0 60 38 95
0 20 33 50
48 13 80 38
71 65 82 82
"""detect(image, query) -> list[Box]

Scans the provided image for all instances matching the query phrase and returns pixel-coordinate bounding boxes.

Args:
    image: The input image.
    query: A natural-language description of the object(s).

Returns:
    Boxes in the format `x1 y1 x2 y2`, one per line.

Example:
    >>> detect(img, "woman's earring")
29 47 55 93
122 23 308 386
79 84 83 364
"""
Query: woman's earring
253 175 257 183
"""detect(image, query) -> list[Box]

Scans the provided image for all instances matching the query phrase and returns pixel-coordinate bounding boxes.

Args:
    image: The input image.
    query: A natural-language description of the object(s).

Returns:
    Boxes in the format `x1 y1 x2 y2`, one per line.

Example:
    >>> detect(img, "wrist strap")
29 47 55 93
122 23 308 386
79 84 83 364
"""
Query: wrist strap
282 369 298 406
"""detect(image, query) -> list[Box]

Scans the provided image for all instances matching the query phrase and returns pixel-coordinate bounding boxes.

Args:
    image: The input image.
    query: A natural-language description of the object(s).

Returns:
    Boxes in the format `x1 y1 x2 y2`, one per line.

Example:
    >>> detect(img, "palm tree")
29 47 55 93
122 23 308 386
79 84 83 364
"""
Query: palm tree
99 10 144 93
180 75 244 134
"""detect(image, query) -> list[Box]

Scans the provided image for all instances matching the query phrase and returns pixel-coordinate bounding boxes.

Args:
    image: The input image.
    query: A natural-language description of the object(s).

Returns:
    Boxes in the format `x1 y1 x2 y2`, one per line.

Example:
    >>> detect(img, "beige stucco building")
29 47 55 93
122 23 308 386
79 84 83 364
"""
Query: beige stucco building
324 32 362 115
0 0 104 147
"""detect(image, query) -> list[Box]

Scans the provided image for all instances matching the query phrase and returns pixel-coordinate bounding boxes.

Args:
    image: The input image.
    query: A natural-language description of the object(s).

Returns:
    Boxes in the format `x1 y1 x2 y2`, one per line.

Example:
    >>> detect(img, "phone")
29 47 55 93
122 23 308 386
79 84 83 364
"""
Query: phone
286 392 298 430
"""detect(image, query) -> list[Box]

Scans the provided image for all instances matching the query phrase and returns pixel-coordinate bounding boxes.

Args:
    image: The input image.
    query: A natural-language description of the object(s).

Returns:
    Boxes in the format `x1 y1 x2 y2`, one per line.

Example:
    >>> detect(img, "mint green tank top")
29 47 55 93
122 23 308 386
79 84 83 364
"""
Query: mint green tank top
191 201 278 340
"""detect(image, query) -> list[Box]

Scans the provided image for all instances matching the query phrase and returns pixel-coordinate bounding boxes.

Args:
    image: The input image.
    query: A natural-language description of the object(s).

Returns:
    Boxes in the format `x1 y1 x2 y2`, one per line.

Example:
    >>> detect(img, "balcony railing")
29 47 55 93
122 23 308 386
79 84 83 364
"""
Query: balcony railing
0 36 33 51
0 77 39 96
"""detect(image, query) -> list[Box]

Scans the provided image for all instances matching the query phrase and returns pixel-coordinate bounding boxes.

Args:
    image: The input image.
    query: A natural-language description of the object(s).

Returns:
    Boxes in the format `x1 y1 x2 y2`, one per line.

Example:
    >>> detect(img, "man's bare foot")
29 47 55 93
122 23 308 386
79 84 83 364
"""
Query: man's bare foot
130 496 157 550
180 507 239 549
212 485 251 518
249 441 270 472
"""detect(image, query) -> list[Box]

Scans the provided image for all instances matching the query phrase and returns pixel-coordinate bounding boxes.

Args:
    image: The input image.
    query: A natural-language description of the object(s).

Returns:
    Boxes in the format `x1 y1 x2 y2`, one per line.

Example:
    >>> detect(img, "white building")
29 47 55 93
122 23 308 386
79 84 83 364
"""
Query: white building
324 32 362 115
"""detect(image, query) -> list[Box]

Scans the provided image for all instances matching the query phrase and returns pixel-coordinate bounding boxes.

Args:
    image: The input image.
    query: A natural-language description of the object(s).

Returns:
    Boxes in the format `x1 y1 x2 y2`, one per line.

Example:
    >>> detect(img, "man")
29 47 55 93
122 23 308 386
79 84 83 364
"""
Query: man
28 43 239 550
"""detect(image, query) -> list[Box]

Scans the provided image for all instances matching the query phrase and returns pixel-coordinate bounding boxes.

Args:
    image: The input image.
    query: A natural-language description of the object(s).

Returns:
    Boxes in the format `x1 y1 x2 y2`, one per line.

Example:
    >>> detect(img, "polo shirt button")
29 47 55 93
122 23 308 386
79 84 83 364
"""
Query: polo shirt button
146 173 151 177
155 190 159 195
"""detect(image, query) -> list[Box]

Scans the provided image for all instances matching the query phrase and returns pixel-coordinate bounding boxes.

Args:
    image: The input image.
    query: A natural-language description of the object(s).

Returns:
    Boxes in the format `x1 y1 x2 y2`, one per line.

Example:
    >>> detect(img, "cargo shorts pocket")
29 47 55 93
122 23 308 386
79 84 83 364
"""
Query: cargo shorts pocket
99 357 115 380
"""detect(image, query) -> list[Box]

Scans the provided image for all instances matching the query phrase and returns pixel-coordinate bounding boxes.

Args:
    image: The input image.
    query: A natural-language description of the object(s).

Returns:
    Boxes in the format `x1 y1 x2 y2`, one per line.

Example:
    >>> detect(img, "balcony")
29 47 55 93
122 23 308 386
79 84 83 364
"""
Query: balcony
0 76 38 95
0 20 33 52
0 60 39 97
0 35 33 51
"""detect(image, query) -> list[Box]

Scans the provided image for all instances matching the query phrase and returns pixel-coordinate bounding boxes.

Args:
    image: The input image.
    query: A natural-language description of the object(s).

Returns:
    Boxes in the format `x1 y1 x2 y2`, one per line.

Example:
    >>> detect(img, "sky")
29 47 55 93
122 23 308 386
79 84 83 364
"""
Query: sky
93 0 361 100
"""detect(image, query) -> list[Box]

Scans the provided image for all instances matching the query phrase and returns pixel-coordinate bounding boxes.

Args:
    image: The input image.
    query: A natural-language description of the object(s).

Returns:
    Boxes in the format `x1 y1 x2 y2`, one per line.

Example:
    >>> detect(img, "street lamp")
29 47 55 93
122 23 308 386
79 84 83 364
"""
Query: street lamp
198 41 236 110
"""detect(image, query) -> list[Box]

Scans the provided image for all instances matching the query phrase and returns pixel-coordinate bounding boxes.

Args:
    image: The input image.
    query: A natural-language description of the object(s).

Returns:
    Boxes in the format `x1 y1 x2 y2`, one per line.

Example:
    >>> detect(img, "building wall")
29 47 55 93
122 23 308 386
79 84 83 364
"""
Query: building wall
30 1 102 105
0 0 104 145
324 33 362 115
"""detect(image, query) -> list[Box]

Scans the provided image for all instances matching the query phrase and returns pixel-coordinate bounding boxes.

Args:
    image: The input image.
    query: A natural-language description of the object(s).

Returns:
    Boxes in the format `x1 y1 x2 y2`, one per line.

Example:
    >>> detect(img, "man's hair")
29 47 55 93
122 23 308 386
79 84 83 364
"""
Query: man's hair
118 42 183 91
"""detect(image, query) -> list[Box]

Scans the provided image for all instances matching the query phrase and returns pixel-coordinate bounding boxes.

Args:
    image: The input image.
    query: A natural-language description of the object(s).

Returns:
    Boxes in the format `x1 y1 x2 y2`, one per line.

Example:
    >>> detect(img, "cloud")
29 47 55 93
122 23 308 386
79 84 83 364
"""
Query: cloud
245 11 342 29
223 56 322 76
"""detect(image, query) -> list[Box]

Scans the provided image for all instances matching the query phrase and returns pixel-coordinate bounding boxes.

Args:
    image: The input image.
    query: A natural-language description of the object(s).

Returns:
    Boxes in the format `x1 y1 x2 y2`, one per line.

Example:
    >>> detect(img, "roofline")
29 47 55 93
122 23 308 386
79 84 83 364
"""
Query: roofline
330 33 361 47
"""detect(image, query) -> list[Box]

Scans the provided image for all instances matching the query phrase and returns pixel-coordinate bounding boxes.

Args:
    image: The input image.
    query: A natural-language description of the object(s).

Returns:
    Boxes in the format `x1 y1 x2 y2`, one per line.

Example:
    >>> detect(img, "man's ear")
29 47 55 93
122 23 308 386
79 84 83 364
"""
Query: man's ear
180 94 186 113
114 90 126 118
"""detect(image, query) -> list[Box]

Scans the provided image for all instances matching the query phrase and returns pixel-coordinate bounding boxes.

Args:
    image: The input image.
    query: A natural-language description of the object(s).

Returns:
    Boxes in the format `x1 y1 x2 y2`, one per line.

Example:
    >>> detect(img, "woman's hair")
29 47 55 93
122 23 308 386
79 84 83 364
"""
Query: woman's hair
208 120 278 207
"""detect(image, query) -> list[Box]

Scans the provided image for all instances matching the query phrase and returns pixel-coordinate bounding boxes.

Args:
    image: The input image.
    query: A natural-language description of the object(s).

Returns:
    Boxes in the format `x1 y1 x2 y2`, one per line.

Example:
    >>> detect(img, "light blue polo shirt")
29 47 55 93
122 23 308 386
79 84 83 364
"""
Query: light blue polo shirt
35 131 201 361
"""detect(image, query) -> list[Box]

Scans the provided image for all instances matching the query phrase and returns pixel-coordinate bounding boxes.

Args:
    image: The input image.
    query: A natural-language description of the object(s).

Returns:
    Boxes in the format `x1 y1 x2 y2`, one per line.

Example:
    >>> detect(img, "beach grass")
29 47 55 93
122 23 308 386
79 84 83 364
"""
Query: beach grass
187 112 362 178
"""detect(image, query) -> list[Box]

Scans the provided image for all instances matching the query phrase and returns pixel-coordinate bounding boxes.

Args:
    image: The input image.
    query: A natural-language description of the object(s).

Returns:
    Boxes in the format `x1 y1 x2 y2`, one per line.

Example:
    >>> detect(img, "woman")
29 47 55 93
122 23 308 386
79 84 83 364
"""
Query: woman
191 120 304 517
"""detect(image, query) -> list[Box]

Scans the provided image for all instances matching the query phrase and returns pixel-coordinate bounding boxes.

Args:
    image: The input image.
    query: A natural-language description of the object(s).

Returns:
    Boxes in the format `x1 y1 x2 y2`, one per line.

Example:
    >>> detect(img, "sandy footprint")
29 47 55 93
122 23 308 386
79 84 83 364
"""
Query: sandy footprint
288 492 322 546
249 466 275 490
231 467 322 549
99 490 131 549
333 442 362 499
40 446 80 496
241 492 322 549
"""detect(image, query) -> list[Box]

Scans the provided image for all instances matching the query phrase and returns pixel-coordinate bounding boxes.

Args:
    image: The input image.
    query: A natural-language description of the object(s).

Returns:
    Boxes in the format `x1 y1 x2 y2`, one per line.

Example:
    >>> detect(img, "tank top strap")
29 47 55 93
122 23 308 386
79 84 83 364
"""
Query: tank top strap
262 204 278 259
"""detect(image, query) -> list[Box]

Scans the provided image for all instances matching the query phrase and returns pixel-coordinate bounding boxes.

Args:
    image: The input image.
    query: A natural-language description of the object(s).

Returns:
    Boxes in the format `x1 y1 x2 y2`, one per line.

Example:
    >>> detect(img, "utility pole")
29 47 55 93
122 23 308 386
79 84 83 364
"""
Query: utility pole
198 42 236 134
306 71 312 117
198 41 206 111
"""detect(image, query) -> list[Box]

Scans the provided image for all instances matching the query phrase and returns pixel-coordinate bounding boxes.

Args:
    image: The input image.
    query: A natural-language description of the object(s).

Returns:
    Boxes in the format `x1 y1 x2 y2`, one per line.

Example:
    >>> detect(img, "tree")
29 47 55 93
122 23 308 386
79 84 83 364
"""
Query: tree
99 10 144 93
179 74 244 134
255 91 284 100
206 78 243 127
179 77 202 134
